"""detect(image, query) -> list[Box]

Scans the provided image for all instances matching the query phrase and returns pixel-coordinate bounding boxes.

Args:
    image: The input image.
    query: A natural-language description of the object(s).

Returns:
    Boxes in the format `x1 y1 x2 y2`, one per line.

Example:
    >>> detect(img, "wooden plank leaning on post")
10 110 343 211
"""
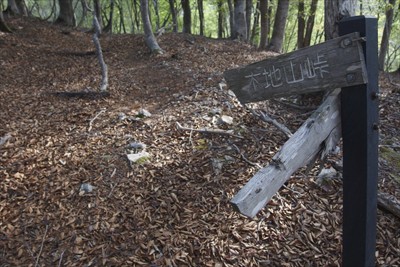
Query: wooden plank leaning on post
224 32 367 104
230 89 341 218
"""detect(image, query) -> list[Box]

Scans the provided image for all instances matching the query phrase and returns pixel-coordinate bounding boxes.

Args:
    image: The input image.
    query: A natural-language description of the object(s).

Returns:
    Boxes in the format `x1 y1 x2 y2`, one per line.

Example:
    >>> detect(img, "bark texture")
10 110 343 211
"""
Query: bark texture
267 0 289 52
324 0 356 40
378 0 396 71
232 0 247 40
0 11 12 32
168 0 178 32
181 0 191 34
259 0 268 48
56 0 76 26
197 0 204 35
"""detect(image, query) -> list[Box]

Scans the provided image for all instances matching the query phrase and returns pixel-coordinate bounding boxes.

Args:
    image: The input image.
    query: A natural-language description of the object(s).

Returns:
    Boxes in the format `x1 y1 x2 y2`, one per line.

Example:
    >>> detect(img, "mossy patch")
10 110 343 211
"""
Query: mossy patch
380 146 400 184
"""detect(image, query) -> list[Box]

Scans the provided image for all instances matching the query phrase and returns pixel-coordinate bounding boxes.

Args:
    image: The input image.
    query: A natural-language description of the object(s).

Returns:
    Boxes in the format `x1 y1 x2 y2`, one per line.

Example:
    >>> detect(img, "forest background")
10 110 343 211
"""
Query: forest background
1 0 399 72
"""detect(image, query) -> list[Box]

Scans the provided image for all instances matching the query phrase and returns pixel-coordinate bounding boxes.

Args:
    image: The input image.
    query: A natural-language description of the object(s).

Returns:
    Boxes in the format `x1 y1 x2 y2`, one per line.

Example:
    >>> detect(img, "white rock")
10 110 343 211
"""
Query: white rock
80 183 95 193
218 115 234 125
138 109 152 117
127 151 150 163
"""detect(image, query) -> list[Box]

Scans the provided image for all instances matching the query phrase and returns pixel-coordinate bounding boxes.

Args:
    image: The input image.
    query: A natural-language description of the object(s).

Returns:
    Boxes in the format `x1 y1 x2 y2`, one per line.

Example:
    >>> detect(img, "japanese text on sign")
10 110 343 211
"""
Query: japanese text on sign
244 53 330 92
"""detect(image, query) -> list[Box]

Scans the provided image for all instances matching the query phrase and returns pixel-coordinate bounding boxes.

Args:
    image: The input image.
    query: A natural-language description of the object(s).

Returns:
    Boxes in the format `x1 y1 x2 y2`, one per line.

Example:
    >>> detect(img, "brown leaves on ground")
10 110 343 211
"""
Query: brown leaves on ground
1 17 399 266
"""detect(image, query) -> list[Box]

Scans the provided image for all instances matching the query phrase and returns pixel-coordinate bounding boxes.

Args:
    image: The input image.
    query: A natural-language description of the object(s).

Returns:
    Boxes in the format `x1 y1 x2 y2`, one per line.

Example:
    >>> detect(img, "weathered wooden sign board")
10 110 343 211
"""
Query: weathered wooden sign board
224 32 367 103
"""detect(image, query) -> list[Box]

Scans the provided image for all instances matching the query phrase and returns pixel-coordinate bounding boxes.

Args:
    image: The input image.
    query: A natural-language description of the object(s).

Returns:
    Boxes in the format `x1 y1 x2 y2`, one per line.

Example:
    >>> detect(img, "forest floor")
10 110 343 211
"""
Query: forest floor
0 17 399 266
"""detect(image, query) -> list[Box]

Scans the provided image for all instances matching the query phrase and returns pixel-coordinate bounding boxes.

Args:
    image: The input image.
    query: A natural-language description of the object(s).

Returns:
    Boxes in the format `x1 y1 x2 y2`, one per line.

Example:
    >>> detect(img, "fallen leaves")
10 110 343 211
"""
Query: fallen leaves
0 17 399 267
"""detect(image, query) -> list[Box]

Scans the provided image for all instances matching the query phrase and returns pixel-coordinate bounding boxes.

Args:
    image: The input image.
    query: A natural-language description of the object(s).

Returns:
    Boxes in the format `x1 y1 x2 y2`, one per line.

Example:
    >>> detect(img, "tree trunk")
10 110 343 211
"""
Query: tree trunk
250 0 260 44
324 0 356 40
0 11 12 32
152 0 160 31
5 0 20 15
217 0 224 38
117 0 126 33
181 0 191 34
103 0 114 33
94 0 102 31
378 0 396 71
245 0 252 41
168 0 178 32
297 0 305 49
227 0 234 38
197 0 204 35
267 0 289 52
232 0 247 40
140 0 163 54
259 0 268 49
15 0 27 16
303 0 318 47
56 0 76 26
133 0 141 32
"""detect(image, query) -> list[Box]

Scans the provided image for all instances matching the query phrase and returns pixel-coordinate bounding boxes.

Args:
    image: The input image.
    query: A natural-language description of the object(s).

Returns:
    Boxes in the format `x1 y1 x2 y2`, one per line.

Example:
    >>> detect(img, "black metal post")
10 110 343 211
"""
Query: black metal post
339 16 379 267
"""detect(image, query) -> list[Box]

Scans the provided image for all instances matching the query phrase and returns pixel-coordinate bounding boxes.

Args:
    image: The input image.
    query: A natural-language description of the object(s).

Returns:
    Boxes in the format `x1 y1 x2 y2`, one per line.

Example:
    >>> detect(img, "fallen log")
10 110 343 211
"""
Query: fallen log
231 89 341 218
377 192 400 219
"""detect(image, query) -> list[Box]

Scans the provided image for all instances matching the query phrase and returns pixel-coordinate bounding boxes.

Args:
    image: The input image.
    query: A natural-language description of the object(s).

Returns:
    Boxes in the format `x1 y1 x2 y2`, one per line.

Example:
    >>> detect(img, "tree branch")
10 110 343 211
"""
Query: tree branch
176 122 243 139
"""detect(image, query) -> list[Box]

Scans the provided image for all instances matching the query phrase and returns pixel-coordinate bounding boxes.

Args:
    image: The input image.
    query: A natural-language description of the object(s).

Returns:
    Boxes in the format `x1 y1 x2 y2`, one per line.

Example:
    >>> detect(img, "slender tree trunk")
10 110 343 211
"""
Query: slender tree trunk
232 0 247 40
181 0 191 33
217 0 224 38
152 0 160 30
259 0 268 48
134 0 140 32
93 0 102 30
297 0 305 49
303 0 318 47
267 0 289 52
168 0 178 32
117 0 126 33
197 0 204 35
140 0 162 53
378 0 396 71
250 0 260 44
245 0 252 41
56 0 76 26
227 0 234 38
103 0 114 32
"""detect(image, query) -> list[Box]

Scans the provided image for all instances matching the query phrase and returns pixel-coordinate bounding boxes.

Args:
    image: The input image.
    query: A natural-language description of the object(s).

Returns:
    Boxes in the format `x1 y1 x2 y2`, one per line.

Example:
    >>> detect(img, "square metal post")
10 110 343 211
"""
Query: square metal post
339 16 379 267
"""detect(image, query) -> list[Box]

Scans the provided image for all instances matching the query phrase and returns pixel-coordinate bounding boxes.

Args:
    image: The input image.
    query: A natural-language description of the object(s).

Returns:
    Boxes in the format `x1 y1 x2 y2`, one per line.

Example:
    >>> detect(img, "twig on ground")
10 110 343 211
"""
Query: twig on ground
247 108 293 138
231 144 262 168
176 122 243 139
189 126 195 148
57 249 65 267
282 184 303 196
88 108 106 132
34 224 49 267
107 168 119 198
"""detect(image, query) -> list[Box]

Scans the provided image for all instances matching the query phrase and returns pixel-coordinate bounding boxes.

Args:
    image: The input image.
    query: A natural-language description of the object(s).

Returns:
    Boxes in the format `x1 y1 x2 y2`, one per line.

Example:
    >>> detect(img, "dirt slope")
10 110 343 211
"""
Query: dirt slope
0 17 399 266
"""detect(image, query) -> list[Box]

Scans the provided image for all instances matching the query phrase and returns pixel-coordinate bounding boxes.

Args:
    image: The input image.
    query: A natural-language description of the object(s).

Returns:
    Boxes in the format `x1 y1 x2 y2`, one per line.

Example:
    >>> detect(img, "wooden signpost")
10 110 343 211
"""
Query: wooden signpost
224 16 378 267
224 32 368 103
